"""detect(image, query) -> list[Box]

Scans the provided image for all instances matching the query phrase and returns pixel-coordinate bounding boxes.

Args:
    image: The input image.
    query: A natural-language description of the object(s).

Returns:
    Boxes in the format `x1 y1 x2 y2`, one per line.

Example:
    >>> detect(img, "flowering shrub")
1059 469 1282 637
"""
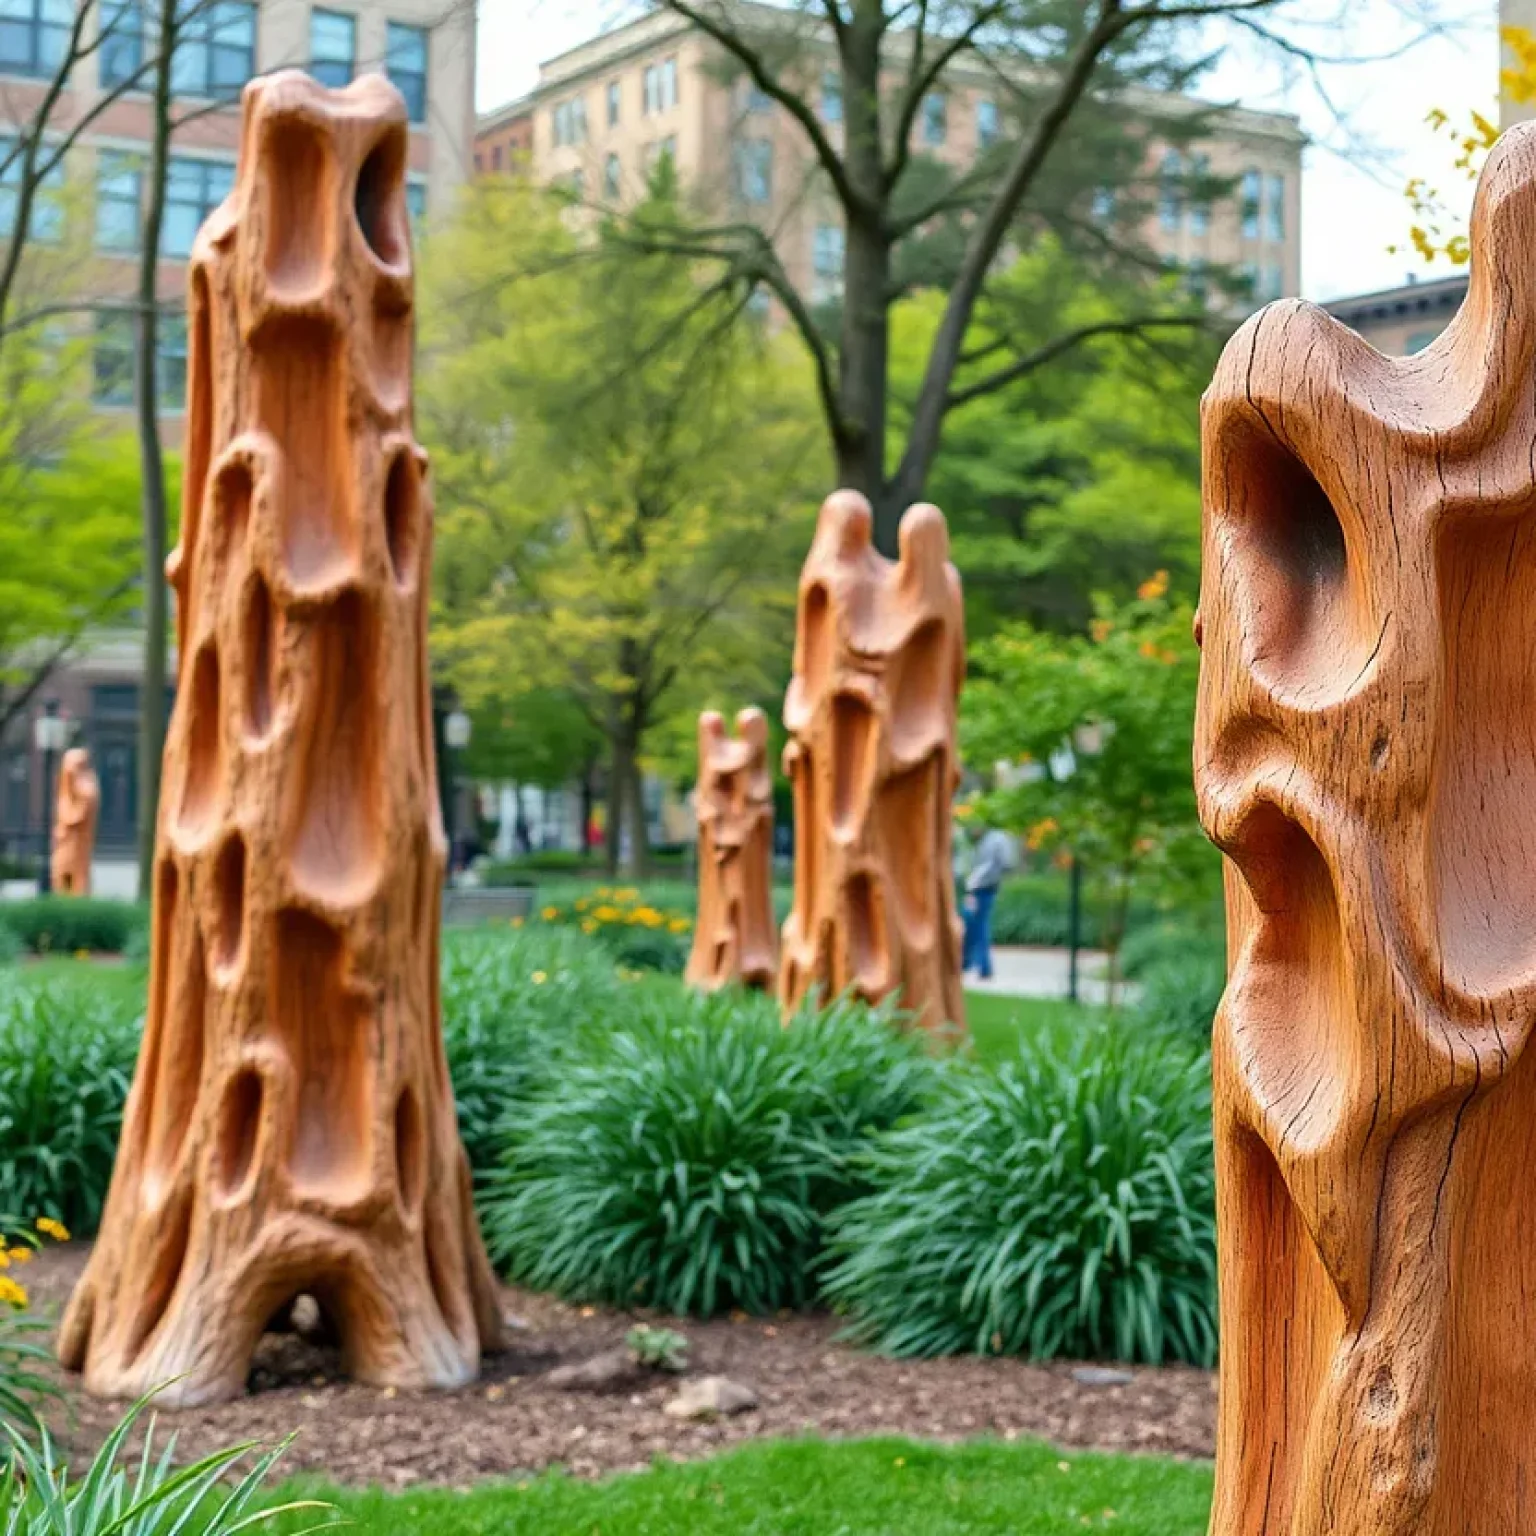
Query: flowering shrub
1 1217 66 1435
534 887 693 974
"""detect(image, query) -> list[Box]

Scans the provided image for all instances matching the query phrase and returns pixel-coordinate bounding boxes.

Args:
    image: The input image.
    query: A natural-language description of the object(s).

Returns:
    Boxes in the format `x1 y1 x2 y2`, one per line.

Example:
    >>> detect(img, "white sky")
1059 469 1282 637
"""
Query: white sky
477 0 1496 302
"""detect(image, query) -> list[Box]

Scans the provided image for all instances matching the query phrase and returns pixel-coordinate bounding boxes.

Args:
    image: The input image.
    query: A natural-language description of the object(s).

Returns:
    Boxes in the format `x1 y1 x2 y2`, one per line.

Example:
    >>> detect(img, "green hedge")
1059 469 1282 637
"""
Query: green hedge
0 897 147 957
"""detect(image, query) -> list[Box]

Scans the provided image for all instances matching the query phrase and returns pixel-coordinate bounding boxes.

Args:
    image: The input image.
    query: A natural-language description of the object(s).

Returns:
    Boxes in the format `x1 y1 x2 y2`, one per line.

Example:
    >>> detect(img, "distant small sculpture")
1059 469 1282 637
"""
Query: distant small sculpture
1195 121 1536 1536
686 707 776 992
60 71 501 1407
51 747 99 896
778 491 966 1033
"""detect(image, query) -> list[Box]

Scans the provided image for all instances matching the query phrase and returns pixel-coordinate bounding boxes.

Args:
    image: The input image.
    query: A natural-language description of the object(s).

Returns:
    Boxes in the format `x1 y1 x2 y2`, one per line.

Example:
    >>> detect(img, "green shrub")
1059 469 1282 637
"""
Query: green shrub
481 989 938 1317
440 927 629 1174
595 924 688 975
0 897 146 956
481 851 586 882
824 1023 1217 1366
0 924 18 967
0 977 143 1233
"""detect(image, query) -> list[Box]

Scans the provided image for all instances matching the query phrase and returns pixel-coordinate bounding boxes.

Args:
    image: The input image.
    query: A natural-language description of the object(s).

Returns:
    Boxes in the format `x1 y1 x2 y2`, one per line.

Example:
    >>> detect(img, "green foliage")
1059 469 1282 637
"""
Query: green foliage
0 1311 58 1441
0 898 146 956
0 924 17 967
624 1323 688 1372
2 1394 331 1534
1122 924 1227 1048
481 988 937 1317
825 1023 1217 1366
275 1435 1215 1535
963 585 1210 971
0 976 141 1233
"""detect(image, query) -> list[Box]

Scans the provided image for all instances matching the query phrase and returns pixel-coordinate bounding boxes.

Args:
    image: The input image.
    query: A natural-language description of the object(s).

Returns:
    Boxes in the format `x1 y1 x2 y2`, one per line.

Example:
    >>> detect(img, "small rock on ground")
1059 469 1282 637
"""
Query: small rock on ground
664 1375 760 1419
1070 1367 1135 1388
545 1348 640 1392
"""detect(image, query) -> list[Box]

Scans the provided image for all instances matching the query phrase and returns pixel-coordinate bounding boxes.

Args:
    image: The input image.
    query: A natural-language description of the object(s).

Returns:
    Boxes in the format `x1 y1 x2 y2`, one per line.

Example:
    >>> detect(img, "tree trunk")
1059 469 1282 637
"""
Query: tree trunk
580 757 596 859
604 731 626 877
60 74 501 1406
132 0 175 901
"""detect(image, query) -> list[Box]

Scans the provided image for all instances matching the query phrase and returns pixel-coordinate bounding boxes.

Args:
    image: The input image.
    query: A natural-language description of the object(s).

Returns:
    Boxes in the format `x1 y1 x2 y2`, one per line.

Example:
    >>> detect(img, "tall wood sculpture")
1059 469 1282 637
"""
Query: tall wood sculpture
1195 123 1536 1535
51 747 100 896
778 492 965 1033
58 72 502 1406
686 707 776 991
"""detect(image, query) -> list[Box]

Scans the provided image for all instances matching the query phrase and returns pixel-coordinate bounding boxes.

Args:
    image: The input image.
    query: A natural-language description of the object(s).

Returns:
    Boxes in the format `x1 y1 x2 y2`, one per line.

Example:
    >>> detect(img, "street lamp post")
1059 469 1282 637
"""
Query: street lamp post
34 699 69 896
444 705 472 883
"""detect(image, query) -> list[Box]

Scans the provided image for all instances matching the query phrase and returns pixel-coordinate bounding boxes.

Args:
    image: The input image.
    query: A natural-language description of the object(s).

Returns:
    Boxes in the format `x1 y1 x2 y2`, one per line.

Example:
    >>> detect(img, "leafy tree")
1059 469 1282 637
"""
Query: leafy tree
421 174 823 875
890 246 1212 640
618 0 1335 552
961 577 1212 988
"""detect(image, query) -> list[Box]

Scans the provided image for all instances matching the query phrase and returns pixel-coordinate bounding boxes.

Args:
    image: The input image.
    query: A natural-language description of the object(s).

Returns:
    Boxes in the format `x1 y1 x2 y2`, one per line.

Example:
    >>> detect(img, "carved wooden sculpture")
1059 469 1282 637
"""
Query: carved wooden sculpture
58 71 502 1407
51 747 100 896
1195 123 1536 1536
686 707 777 991
778 492 965 1033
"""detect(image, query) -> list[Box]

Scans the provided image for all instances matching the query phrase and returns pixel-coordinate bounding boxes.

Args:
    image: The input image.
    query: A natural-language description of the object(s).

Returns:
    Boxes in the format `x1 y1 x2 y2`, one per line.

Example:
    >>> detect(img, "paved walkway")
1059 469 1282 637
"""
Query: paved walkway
966 945 1133 1006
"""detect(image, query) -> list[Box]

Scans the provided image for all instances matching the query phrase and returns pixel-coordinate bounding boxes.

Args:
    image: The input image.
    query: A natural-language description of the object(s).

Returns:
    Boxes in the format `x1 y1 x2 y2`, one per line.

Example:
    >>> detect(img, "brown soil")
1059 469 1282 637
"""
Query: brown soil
21 1243 1215 1489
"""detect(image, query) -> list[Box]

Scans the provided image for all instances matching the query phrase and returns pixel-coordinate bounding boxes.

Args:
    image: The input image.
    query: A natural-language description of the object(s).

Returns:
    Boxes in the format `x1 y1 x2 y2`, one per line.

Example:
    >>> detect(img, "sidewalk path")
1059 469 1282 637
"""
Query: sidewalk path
966 945 1132 1007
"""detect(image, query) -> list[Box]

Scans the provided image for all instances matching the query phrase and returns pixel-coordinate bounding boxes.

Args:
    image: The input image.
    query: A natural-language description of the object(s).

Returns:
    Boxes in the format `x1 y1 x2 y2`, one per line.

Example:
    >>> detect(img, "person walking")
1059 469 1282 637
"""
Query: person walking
962 821 1015 981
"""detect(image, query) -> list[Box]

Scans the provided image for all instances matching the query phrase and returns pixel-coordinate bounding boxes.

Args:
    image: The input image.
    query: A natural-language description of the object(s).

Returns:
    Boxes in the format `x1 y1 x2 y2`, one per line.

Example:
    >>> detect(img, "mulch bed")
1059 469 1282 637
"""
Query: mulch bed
20 1243 1215 1488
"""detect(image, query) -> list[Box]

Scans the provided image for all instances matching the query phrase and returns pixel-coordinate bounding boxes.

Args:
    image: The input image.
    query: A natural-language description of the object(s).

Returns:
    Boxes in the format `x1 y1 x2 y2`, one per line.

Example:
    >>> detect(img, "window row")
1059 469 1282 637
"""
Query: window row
2 147 424 256
550 52 679 149
1158 153 1286 243
0 3 429 125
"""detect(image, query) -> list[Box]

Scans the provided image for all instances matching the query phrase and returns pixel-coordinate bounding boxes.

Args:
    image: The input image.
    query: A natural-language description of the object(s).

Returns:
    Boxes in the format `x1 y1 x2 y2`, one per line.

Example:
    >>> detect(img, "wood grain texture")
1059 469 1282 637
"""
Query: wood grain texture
51 747 99 895
1196 121 1536 1536
686 707 777 992
58 71 501 1406
778 491 966 1034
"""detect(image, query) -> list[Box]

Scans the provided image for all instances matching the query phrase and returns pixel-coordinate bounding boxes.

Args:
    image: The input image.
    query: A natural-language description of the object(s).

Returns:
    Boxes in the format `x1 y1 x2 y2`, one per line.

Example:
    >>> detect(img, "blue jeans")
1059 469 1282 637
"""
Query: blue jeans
963 885 997 979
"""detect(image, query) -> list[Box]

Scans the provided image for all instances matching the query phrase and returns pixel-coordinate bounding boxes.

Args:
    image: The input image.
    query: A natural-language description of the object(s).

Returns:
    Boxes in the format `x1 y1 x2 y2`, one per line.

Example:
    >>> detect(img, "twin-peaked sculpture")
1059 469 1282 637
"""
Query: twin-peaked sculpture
1196 121 1536 1534
60 72 501 1405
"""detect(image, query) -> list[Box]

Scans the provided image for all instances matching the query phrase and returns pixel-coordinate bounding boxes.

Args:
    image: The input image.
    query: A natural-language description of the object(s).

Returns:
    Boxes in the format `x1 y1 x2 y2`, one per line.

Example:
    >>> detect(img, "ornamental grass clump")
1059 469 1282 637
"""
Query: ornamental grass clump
482 988 938 1317
824 1022 1217 1366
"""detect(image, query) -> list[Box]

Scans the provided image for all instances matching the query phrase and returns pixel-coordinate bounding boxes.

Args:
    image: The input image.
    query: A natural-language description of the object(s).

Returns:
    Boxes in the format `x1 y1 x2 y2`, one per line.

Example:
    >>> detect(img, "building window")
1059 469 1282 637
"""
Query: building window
821 69 841 123
162 155 233 258
1265 172 1285 241
744 79 772 113
1188 152 1209 235
1158 149 1182 232
1405 329 1438 354
309 8 354 89
1184 257 1208 304
93 310 188 407
922 91 946 146
606 78 620 127
643 135 676 175
0 136 64 242
490 143 501 171
976 97 998 150
171 0 256 99
603 151 620 199
812 221 844 303
1262 262 1284 301
1090 186 1115 220
95 150 142 252
552 96 587 147
99 0 143 88
1240 168 1260 239
0 0 70 81
643 55 678 114
405 181 425 222
159 311 187 407
733 137 771 203
386 20 427 123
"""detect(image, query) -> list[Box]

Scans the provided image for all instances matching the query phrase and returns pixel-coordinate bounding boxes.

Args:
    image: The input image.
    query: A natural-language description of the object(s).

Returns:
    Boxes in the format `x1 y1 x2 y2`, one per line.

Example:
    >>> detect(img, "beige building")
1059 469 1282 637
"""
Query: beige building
1323 272 1468 357
483 2 1304 310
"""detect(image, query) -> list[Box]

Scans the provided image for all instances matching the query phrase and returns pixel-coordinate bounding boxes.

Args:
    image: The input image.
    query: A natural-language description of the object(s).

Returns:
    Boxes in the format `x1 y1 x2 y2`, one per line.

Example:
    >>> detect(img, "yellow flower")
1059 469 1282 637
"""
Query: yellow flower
595 886 612 897
1137 570 1169 602
0 1276 28 1308
541 905 560 921
510 916 524 929
1138 639 1159 660
575 898 590 911
582 919 598 934
74 948 90 960
1090 618 1113 643
8 1247 33 1265
669 918 691 934
530 970 548 985
615 887 640 902
1026 817 1060 851
35 1217 69 1242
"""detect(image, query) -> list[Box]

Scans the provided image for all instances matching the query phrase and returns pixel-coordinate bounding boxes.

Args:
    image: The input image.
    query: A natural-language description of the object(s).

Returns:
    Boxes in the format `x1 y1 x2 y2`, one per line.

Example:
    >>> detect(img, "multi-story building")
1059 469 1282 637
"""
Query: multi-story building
474 93 531 174
1323 272 1469 357
0 0 476 869
479 3 1304 308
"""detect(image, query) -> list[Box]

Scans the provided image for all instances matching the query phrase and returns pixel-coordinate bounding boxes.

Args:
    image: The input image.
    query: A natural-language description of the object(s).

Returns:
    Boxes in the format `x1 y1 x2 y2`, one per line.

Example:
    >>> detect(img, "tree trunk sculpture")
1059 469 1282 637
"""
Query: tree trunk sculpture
58 71 502 1407
685 707 776 991
51 747 100 896
778 491 965 1034
1195 123 1536 1536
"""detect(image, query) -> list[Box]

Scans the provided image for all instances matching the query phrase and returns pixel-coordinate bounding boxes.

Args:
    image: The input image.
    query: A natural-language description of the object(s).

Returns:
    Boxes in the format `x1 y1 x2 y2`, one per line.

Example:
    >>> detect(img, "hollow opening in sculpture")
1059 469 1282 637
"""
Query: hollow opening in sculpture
176 267 214 654
243 572 278 741
1429 509 1536 995
213 460 253 570
831 693 876 836
287 590 382 904
263 115 335 292
394 1084 424 1214
801 583 832 699
124 1195 191 1366
177 645 224 840
877 755 940 948
889 619 950 760
1219 426 1374 698
354 129 408 268
215 1065 263 1201
846 869 887 993
211 832 247 975
384 450 420 590
254 316 357 591
790 747 818 935
271 909 374 1202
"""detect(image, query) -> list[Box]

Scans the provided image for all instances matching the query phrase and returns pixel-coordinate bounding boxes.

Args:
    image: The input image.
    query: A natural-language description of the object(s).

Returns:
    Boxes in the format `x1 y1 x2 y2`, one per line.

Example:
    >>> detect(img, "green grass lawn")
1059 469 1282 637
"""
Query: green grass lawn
963 991 1106 1065
280 1436 1213 1536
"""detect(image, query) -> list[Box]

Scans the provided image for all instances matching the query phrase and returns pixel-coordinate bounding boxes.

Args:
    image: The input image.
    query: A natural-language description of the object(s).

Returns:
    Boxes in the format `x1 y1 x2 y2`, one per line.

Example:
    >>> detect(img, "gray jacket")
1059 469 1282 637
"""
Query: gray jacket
966 829 1015 893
